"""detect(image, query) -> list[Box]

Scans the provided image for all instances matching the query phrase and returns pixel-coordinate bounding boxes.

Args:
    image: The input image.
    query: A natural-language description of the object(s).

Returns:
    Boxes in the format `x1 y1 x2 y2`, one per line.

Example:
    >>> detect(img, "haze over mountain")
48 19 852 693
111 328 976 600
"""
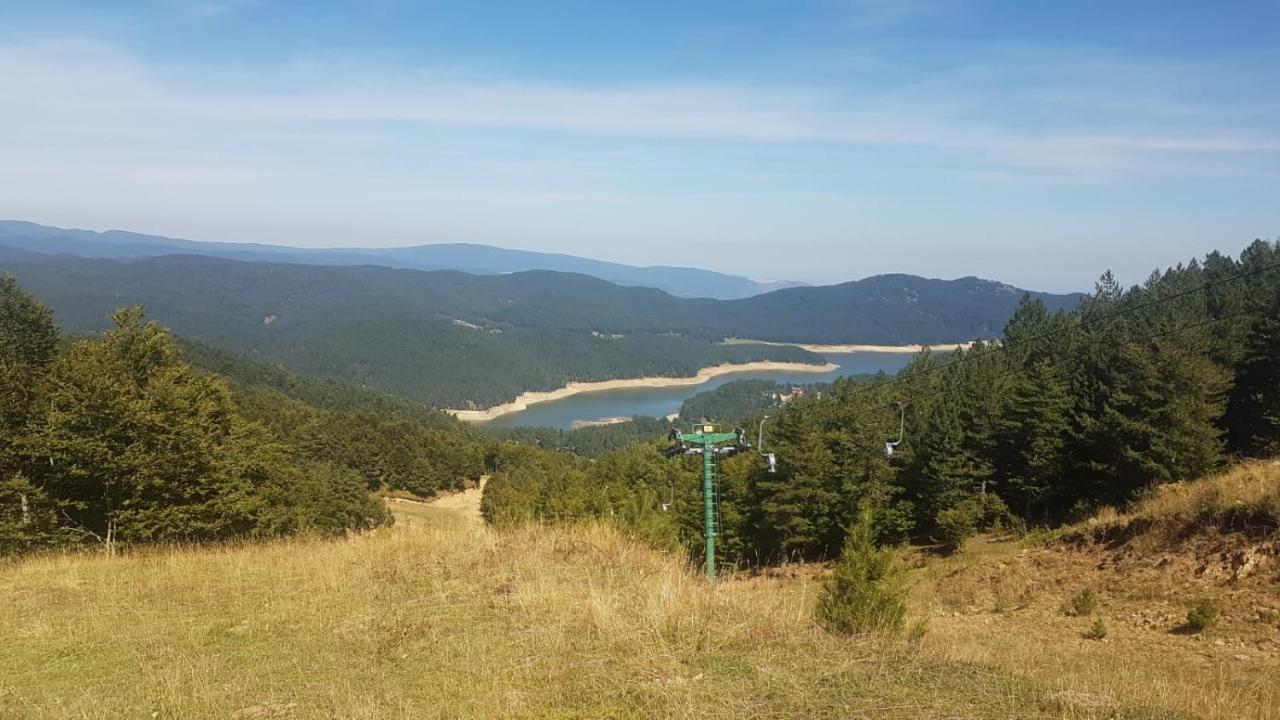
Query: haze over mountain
0 246 1082 408
0 221 801 300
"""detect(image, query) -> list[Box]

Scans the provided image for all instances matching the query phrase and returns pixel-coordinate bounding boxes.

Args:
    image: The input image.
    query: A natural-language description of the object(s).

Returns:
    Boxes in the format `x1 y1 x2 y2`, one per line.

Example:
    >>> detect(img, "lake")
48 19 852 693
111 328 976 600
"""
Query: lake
486 351 919 429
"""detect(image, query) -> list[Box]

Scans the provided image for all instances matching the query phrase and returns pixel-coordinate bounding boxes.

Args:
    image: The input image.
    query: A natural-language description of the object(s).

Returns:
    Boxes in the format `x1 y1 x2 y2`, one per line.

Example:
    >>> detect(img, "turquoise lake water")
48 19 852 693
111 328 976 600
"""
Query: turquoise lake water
486 351 917 429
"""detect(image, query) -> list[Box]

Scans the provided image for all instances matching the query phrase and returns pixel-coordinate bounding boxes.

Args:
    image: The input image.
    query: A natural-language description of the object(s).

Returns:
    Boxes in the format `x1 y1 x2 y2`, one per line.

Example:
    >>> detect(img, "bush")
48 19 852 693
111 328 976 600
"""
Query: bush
1186 599 1220 632
1020 526 1065 548
934 505 978 552
290 462 393 534
1003 514 1029 538
817 511 908 635
1063 588 1100 617
0 473 66 555
1083 617 1108 640
977 492 1011 529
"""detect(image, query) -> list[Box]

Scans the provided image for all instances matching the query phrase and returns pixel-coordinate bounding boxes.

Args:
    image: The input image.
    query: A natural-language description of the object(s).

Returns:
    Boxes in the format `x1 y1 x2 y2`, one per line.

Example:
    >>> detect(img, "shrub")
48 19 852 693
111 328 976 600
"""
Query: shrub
1083 617 1108 640
1003 514 1029 538
1020 526 1065 548
817 511 908 635
1186 599 1220 632
1068 499 1098 523
1063 588 1100 617
0 473 66 555
934 505 978 552
905 618 929 646
977 492 1011 529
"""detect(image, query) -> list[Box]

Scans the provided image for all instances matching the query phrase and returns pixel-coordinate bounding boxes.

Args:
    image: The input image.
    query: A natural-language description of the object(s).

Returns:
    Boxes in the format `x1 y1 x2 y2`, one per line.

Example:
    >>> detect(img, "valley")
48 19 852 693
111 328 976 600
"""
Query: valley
0 245 1073 411
4 5 1277 718
3 232 1278 720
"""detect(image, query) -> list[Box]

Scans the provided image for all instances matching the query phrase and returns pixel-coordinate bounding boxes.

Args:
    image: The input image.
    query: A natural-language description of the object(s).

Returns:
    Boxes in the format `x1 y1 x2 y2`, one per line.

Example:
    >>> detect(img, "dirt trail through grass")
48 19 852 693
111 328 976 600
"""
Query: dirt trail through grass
424 476 486 525
1 473 1219 719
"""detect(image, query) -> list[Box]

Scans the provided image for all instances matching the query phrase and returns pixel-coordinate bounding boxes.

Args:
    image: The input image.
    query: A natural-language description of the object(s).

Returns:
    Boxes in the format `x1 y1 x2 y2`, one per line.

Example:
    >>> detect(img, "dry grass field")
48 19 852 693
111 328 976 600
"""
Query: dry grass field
2 468 1276 719
912 462 1280 720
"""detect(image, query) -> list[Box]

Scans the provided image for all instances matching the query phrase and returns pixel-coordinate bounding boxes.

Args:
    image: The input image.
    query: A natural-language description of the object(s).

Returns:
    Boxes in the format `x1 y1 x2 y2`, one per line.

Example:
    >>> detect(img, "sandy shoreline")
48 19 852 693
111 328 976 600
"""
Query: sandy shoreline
570 416 632 430
448 360 839 423
722 338 974 354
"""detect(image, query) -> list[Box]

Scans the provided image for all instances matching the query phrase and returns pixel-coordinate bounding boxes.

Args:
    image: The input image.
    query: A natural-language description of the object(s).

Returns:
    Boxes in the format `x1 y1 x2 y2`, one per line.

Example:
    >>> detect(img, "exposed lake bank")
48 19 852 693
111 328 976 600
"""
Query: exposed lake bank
447 360 839 423
722 338 974 353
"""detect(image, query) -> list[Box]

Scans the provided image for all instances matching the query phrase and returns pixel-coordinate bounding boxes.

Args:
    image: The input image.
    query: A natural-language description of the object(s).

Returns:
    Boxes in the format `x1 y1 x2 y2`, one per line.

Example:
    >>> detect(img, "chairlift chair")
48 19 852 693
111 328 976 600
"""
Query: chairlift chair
884 401 905 458
758 416 777 473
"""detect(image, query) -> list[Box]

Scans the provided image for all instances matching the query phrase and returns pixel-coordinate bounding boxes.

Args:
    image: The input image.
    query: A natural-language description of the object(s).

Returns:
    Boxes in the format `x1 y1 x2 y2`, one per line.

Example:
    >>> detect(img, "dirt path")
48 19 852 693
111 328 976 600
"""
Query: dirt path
424 477 487 526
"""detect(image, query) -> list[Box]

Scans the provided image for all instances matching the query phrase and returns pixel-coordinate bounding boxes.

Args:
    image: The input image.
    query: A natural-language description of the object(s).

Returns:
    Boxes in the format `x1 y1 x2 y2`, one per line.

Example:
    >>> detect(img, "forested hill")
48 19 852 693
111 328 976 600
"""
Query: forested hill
0 249 1078 407
702 274 1081 344
0 251 816 407
0 220 799 300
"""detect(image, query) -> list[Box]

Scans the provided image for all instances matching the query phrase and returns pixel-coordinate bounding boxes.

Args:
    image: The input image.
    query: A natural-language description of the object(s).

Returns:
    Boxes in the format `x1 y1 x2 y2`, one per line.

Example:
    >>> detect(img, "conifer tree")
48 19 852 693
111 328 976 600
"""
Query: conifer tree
992 359 1071 517
1227 284 1280 455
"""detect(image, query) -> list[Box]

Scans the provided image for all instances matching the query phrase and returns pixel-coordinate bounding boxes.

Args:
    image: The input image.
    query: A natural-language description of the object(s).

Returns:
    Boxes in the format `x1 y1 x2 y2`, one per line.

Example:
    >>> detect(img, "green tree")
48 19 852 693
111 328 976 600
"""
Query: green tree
816 510 907 635
0 473 63 555
13 307 388 548
0 276 60 464
0 278 64 551
1065 272 1228 506
993 359 1072 518
1226 284 1280 455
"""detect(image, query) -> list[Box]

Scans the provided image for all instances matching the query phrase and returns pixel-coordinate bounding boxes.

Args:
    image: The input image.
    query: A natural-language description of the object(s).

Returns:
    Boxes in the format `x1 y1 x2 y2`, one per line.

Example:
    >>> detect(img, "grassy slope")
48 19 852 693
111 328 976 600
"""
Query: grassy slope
7 465 1274 719
910 462 1280 720
6 497 1106 720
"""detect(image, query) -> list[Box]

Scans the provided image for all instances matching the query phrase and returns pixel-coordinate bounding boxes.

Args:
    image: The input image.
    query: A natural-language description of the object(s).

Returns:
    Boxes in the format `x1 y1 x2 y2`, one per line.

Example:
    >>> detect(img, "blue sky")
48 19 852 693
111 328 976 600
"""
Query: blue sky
0 1 1277 291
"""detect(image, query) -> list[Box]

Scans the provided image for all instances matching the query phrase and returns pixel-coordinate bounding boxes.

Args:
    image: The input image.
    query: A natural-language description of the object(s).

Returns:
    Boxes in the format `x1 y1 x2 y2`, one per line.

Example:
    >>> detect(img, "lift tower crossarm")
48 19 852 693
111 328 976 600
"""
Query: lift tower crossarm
674 430 741 446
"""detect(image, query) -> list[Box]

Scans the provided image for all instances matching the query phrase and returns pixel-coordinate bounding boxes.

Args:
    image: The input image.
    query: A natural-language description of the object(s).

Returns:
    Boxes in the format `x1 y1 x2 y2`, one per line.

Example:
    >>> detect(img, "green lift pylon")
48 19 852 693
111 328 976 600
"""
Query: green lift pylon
668 423 748 579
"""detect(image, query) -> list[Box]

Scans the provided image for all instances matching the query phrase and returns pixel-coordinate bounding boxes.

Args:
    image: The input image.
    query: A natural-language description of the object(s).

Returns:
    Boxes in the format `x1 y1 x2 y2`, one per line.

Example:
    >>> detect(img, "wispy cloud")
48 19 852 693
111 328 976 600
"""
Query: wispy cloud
1 38 1274 181
173 0 258 19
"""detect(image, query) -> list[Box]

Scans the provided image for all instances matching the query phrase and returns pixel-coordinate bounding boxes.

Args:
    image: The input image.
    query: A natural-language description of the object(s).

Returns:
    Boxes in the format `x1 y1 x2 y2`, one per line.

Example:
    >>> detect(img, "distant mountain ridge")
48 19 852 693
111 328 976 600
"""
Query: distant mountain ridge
0 220 802 300
0 247 1084 407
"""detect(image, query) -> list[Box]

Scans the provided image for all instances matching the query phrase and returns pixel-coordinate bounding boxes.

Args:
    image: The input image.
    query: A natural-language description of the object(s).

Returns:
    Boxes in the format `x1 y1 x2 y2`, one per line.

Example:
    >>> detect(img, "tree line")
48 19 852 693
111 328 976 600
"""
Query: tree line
0 251 823 409
481 240 1280 566
0 278 487 555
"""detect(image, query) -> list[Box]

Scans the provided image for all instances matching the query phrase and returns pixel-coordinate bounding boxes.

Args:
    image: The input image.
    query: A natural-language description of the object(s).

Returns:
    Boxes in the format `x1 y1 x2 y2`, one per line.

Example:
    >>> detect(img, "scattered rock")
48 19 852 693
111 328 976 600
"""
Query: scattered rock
1231 549 1263 580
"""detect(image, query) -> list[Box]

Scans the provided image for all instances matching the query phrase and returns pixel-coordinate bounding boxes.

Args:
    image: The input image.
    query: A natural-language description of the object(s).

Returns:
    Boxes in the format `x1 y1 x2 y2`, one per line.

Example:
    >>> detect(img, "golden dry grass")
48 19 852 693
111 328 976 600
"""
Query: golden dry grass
0 488 1145 720
910 462 1280 720
1119 462 1280 543
7 474 1269 719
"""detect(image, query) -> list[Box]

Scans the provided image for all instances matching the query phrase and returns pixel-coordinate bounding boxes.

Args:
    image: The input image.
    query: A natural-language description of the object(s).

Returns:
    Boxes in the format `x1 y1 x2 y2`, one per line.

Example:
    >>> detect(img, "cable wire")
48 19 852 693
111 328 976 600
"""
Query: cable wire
847 259 1280 399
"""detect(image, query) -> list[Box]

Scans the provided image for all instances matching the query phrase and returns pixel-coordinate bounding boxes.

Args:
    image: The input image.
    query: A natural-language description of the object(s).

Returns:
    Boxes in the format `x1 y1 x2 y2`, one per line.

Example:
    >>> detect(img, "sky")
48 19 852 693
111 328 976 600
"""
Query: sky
0 1 1277 292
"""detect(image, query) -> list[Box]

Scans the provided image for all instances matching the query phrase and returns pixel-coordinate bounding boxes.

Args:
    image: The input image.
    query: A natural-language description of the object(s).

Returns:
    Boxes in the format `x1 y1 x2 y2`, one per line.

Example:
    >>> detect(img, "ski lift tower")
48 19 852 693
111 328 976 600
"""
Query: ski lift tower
667 423 748 579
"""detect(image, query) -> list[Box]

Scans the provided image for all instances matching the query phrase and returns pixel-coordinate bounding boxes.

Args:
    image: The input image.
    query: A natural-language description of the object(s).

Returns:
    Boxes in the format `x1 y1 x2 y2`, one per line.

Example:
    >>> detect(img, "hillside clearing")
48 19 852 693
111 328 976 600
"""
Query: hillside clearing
1 491 1175 720
911 462 1280 720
